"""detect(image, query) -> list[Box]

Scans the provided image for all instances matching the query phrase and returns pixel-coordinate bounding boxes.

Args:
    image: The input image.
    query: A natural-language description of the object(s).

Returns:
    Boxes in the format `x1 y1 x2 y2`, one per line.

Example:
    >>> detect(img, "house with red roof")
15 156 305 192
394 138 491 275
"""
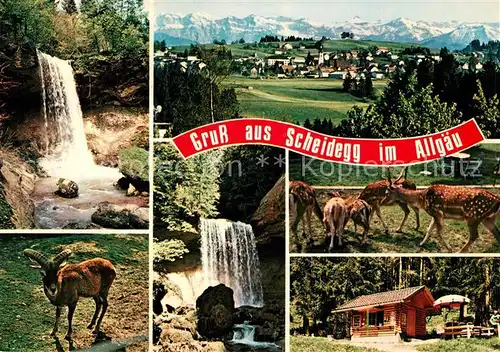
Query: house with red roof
333 286 435 341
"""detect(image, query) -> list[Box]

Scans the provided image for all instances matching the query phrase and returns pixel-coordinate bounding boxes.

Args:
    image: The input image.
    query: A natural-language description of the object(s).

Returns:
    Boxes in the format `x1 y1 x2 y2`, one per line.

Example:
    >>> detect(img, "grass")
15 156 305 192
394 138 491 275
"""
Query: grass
226 77 387 123
290 143 500 186
169 39 429 59
417 338 500 352
290 188 500 253
290 336 383 352
0 234 148 352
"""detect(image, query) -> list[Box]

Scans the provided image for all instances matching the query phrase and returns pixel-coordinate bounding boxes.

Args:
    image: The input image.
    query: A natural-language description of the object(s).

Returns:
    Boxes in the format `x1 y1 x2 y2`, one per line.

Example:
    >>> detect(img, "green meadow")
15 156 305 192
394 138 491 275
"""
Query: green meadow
226 77 387 123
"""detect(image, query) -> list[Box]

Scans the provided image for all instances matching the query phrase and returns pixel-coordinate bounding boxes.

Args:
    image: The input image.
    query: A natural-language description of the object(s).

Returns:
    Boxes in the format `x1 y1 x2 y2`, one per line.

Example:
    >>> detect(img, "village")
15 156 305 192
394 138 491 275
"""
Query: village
154 37 487 81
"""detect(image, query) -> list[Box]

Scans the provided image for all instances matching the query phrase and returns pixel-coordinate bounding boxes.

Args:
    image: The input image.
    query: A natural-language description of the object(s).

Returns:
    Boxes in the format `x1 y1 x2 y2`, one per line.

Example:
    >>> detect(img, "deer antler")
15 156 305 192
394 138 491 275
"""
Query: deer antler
395 167 407 183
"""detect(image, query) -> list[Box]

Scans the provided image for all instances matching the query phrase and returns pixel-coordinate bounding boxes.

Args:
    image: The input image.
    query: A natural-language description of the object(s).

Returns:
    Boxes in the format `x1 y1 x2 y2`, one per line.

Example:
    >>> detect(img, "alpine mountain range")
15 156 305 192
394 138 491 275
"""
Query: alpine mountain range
155 13 500 50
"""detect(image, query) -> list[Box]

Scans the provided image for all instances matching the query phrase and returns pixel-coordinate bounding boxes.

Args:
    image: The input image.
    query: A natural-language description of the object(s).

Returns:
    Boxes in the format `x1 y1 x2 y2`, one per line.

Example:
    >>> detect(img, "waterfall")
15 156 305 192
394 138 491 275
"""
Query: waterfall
200 219 264 307
37 51 118 181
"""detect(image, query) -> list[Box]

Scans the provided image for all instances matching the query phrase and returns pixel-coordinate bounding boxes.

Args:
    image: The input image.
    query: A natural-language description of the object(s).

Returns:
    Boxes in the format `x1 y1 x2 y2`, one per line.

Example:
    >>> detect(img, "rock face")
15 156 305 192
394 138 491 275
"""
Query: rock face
250 174 285 243
0 149 37 229
54 178 79 198
196 284 235 339
91 201 149 229
84 107 149 168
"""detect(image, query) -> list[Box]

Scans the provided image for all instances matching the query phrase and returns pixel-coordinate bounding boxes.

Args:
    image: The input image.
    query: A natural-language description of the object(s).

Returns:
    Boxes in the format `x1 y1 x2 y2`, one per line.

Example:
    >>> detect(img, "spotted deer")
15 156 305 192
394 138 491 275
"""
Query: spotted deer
289 181 324 249
359 168 420 233
385 172 500 252
344 197 373 244
323 192 349 251
24 249 116 342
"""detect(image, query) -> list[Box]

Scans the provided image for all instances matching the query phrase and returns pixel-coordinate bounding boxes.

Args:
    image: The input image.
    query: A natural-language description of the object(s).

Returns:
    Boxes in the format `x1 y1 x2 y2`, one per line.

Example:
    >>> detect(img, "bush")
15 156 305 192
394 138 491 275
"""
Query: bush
153 238 189 272
119 147 148 180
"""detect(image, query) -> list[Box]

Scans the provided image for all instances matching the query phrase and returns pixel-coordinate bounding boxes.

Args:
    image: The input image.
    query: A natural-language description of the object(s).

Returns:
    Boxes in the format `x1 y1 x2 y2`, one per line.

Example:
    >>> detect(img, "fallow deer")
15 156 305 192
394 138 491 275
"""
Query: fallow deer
344 197 373 244
24 249 116 342
385 173 500 252
323 192 349 251
359 168 420 234
289 181 324 249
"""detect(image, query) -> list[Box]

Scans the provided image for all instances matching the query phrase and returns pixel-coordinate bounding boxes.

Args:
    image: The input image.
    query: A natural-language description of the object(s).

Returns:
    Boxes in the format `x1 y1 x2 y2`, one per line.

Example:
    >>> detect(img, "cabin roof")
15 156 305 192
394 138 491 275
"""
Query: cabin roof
334 286 432 312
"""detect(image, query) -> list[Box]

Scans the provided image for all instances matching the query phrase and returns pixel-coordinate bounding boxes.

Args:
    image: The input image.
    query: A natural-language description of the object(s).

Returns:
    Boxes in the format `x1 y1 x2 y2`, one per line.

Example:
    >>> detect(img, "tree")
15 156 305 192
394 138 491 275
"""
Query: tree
63 0 78 14
153 143 222 231
472 80 500 138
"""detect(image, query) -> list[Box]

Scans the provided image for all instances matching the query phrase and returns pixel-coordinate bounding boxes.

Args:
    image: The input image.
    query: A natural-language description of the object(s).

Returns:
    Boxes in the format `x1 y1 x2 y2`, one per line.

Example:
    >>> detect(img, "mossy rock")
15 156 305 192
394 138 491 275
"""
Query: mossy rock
119 147 148 181
0 189 14 229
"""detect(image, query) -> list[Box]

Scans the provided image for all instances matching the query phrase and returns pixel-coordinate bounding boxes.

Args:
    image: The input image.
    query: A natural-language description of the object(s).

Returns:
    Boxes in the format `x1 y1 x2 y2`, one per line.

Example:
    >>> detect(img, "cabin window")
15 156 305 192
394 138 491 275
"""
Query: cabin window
368 311 384 326
402 313 407 328
353 315 361 327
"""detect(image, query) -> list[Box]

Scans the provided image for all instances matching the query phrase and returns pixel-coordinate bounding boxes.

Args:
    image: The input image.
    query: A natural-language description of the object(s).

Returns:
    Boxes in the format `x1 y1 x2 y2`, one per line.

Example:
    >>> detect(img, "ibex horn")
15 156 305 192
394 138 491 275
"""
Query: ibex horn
23 249 51 270
53 249 72 267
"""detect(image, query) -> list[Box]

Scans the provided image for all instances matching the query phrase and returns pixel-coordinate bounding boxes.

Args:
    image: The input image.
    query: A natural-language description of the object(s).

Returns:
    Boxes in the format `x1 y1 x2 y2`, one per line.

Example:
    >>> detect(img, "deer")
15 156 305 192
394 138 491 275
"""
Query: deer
385 171 500 252
359 168 420 234
322 192 349 251
344 197 373 244
289 181 324 250
24 249 116 342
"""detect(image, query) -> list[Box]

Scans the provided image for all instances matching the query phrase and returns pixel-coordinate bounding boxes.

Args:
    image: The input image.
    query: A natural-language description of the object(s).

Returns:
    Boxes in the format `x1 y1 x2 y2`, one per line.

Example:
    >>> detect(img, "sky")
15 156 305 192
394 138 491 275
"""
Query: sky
153 0 500 23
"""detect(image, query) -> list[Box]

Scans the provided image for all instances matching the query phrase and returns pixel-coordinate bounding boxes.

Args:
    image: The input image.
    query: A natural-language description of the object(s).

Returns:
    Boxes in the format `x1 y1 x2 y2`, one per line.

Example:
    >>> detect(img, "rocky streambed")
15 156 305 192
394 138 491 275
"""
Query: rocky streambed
153 283 285 352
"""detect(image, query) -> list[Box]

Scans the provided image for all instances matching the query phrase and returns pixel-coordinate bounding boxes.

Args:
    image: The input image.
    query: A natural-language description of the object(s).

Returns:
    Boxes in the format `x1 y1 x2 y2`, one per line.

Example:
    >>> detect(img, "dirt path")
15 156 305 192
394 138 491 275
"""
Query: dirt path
238 88 369 110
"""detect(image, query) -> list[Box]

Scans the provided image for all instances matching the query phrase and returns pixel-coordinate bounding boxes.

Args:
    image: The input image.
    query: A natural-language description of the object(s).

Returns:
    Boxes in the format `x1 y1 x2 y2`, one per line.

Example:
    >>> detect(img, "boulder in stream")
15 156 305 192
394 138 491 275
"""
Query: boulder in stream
91 201 149 229
196 284 235 338
54 178 79 199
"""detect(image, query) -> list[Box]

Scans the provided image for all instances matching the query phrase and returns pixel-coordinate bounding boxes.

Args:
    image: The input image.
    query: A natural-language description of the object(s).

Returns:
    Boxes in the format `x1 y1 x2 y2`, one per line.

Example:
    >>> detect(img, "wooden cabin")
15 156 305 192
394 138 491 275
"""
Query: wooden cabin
333 286 435 341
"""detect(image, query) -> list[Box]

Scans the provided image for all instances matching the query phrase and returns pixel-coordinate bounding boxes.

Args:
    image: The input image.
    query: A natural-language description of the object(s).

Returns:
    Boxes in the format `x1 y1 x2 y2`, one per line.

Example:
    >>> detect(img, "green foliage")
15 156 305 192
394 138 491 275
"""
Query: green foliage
0 0 57 52
218 146 284 221
153 238 189 271
79 0 148 57
154 143 222 231
155 57 240 135
336 72 461 138
119 146 149 180
473 80 500 138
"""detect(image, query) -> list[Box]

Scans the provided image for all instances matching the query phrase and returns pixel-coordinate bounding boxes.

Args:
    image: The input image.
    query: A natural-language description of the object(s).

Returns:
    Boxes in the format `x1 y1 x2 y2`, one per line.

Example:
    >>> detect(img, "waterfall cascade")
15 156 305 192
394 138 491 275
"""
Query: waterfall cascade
37 51 119 181
200 218 264 307
231 322 279 349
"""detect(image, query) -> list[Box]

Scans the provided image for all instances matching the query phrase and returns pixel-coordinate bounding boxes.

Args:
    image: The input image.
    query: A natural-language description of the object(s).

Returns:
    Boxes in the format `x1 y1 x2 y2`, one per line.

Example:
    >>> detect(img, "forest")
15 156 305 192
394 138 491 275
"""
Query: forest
298 48 500 138
291 257 500 338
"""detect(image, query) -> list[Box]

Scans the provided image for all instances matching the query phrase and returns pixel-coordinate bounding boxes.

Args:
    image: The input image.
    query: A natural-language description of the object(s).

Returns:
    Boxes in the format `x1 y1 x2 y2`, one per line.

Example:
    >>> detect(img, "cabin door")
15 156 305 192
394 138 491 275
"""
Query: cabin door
407 308 416 337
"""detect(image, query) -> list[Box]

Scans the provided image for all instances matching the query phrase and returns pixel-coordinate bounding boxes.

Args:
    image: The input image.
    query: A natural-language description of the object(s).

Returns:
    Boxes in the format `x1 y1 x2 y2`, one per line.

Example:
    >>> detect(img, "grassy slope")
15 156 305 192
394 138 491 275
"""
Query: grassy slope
290 187 500 253
0 234 148 352
417 338 500 352
290 144 500 186
170 39 426 59
226 77 387 123
291 336 383 352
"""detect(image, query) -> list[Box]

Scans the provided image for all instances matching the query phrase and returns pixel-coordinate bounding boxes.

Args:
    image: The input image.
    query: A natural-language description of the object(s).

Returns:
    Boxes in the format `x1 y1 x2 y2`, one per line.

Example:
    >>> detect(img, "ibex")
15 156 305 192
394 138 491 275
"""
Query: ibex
323 192 349 251
24 249 116 342
385 172 500 252
359 168 420 233
289 181 324 249
344 197 372 244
